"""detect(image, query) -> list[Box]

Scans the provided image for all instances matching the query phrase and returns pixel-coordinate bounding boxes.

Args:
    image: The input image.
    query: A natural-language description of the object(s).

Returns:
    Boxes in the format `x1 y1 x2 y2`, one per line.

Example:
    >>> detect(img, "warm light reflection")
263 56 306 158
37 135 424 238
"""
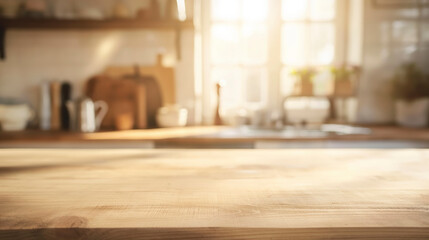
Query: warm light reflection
82 126 226 140
86 33 121 73
98 35 120 58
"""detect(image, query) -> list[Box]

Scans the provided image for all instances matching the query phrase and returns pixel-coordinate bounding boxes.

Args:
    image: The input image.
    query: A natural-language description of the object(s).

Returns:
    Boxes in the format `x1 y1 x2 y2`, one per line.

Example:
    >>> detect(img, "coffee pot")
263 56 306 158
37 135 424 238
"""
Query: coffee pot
66 98 108 133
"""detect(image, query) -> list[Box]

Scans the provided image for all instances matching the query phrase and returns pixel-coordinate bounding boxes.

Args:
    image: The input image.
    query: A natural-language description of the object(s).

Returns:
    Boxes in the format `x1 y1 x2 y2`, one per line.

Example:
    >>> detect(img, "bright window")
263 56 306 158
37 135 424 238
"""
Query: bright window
209 0 269 115
204 0 342 123
280 0 337 96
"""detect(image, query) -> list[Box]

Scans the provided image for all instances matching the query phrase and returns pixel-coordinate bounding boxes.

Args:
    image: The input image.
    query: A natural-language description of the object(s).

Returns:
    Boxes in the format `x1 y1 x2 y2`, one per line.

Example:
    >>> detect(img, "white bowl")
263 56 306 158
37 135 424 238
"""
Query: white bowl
1 121 28 131
0 104 33 131
156 106 188 128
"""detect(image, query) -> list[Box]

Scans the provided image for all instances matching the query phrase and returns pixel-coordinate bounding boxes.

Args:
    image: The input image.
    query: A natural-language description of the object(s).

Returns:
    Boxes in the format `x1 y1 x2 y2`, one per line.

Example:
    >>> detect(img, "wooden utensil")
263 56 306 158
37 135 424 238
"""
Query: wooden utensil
214 83 223 125
135 84 147 129
49 81 61 130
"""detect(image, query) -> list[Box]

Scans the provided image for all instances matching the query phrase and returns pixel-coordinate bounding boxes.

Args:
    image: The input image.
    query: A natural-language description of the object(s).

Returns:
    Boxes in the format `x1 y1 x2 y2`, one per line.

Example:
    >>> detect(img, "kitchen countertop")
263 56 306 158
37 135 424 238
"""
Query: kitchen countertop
0 149 428 239
1 125 429 145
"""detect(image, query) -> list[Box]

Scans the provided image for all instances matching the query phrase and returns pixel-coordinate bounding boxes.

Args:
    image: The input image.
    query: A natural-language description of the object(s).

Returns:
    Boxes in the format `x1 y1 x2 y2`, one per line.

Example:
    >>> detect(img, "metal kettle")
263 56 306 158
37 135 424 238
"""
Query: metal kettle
66 98 108 132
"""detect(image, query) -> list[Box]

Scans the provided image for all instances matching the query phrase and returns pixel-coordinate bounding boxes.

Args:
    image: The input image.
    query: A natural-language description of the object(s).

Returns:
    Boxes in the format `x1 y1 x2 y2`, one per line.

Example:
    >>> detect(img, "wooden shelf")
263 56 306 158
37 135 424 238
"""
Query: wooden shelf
0 18 194 30
0 18 193 60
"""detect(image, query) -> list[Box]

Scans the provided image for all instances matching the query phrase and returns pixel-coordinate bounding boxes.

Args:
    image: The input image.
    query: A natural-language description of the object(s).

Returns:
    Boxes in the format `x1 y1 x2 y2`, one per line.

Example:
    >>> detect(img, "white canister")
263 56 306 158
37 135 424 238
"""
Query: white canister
39 81 51 130
396 98 429 128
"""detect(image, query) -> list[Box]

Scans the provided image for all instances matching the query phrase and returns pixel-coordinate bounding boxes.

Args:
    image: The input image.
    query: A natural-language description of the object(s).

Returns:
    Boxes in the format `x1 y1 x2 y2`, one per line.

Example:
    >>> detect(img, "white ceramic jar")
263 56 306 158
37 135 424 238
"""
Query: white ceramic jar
396 98 429 128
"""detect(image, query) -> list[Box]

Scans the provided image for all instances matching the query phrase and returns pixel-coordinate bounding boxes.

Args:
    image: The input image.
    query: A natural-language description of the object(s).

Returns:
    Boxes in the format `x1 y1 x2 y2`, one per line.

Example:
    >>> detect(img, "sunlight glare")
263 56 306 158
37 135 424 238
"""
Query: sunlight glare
282 0 308 20
243 0 268 21
211 0 240 21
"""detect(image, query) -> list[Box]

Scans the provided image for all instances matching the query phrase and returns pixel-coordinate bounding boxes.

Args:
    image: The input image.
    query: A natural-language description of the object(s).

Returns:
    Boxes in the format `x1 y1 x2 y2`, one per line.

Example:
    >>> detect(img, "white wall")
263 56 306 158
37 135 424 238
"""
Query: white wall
357 0 429 124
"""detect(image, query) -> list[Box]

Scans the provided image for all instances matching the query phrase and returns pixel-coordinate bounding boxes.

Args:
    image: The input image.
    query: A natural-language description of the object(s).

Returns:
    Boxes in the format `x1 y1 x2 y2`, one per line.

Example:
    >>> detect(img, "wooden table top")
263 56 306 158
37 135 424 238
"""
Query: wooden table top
1 125 429 144
0 149 428 239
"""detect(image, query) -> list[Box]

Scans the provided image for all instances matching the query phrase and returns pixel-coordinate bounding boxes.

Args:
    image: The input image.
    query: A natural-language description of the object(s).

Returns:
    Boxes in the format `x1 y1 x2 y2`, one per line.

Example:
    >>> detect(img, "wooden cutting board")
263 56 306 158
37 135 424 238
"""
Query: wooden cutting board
86 76 139 130
0 149 428 239
86 75 162 129
103 54 176 106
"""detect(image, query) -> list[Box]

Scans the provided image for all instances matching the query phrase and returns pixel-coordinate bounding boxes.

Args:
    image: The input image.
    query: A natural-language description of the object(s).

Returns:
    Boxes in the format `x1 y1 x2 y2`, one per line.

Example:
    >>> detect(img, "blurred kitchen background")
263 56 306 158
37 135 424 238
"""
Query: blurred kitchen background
0 0 428 148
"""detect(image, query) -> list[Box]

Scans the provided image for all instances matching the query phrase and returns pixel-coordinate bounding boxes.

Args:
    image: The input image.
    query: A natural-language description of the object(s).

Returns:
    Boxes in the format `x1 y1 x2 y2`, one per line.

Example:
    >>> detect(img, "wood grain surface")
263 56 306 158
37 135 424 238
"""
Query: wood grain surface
0 149 429 239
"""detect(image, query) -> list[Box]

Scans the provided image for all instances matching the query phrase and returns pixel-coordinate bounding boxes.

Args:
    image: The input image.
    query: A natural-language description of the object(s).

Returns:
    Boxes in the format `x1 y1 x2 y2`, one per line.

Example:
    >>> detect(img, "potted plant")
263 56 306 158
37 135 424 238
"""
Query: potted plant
291 67 316 96
330 65 360 97
392 63 429 128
